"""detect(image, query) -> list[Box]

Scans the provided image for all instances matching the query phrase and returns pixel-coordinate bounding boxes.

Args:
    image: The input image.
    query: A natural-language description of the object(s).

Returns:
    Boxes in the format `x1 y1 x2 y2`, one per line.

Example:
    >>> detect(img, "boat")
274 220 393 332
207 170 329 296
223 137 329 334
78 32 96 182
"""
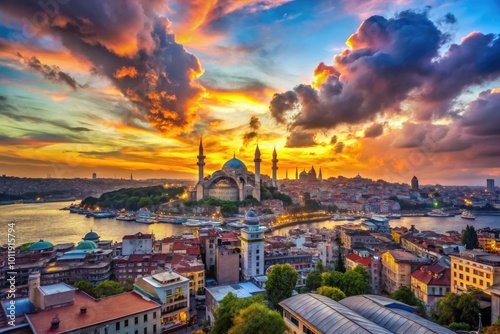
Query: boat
427 209 454 217
183 219 203 227
93 211 115 218
116 215 135 222
461 211 476 220
387 213 401 219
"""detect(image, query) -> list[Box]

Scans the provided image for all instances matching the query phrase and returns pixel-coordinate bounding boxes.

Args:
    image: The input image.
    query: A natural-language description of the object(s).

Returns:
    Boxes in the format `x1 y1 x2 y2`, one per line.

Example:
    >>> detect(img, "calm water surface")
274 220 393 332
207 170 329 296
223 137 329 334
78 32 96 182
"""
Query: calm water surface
1 201 500 245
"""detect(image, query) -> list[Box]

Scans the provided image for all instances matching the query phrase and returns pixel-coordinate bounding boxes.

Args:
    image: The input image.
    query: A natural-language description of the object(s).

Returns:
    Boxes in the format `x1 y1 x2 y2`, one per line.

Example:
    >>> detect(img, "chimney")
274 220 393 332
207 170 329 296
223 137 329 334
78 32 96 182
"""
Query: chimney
50 314 60 329
80 307 87 314
28 271 41 309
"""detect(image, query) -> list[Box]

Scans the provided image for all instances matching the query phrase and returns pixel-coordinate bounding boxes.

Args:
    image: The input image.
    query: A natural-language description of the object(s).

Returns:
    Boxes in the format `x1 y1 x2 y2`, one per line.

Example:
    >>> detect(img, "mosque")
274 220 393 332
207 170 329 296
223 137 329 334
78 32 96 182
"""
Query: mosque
192 138 278 202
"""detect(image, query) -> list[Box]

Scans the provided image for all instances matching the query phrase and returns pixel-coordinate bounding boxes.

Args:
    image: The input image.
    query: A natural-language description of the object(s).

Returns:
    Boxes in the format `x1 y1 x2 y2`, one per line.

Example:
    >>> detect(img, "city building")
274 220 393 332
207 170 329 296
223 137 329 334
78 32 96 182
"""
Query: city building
264 249 313 287
345 253 381 294
317 242 337 270
411 263 451 307
41 240 113 286
205 281 265 325
193 139 268 201
488 179 495 193
239 209 265 280
411 176 419 191
216 246 240 285
26 273 161 334
134 270 191 331
114 253 170 284
340 229 381 250
122 232 154 255
381 250 431 294
171 253 205 296
92 172 97 179
280 293 454 334
450 250 500 294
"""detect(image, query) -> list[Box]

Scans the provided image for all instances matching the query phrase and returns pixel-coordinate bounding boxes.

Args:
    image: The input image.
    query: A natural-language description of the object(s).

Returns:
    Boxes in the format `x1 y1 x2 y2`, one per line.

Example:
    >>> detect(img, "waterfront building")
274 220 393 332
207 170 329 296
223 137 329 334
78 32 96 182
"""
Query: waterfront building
26 272 161 334
280 293 454 334
340 229 381 250
171 253 205 296
193 139 267 201
134 270 191 330
122 232 154 255
487 179 495 193
205 281 264 325
381 250 431 294
114 253 171 285
41 241 113 286
240 209 265 280
450 250 500 294
411 263 450 307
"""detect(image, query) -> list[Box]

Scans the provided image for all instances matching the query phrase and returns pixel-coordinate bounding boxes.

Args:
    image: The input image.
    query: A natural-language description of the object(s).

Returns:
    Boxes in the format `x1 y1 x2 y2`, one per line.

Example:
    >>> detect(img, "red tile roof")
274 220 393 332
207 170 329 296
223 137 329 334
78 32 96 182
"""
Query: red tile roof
346 253 371 267
123 232 153 240
411 264 450 286
26 291 160 334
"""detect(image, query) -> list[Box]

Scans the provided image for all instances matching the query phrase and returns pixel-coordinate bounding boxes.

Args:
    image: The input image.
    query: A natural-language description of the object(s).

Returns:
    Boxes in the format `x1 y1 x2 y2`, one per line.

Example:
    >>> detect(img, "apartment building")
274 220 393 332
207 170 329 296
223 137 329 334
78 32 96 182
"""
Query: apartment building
381 250 430 294
450 250 500 294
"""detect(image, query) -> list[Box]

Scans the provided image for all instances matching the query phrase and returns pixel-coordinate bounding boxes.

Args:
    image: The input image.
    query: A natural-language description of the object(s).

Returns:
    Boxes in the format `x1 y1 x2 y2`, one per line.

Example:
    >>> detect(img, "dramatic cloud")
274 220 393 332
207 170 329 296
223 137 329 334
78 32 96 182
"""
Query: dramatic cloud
242 115 261 144
334 142 344 154
364 123 384 138
285 131 317 147
461 89 500 137
330 135 337 144
17 53 86 90
0 0 205 135
269 10 500 138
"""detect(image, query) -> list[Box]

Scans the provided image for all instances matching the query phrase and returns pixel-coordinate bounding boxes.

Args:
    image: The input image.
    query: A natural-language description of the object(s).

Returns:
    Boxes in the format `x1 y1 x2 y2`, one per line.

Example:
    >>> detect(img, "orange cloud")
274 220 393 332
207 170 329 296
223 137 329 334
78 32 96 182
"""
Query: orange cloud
114 66 138 78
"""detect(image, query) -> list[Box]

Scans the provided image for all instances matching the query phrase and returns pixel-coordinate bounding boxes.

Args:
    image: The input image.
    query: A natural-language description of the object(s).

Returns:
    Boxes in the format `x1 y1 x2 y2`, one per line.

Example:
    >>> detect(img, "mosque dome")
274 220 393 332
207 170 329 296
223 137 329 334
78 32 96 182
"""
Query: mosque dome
76 241 98 250
83 230 100 241
28 240 54 251
222 157 247 173
244 209 260 226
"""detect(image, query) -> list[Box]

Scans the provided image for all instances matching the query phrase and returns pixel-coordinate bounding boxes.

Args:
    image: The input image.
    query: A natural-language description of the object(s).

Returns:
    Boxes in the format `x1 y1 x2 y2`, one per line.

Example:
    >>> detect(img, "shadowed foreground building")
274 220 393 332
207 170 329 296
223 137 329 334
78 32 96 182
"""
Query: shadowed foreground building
280 293 454 334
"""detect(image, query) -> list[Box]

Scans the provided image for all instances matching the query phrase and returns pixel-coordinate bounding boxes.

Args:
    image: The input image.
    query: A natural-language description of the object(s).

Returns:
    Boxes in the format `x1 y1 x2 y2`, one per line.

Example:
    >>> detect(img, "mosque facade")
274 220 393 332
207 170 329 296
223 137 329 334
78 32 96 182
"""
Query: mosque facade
192 139 278 202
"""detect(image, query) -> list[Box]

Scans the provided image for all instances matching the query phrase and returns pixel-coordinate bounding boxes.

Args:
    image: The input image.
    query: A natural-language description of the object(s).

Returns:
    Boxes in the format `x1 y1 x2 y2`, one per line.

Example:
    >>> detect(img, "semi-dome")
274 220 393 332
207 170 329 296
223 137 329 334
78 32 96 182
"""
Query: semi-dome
83 230 100 241
28 240 54 251
222 157 247 173
75 241 98 250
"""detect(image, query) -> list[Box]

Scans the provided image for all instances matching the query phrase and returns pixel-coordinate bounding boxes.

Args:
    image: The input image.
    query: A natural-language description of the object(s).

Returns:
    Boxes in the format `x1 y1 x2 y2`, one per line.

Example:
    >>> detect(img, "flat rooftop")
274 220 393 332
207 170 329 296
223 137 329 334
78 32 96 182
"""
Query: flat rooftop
26 291 160 334
39 283 75 295
206 282 264 302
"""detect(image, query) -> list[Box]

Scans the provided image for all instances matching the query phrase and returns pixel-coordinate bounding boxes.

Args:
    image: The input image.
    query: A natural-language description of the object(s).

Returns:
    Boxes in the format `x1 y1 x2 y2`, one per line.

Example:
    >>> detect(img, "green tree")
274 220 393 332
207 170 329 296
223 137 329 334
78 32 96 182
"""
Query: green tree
352 265 371 283
447 322 471 331
485 324 500 334
315 262 324 273
228 303 287 334
123 278 135 292
93 280 124 298
461 225 479 249
305 271 322 292
435 292 462 325
321 271 343 288
211 293 264 334
265 264 299 309
316 286 346 301
73 280 94 296
341 270 371 296
390 286 426 317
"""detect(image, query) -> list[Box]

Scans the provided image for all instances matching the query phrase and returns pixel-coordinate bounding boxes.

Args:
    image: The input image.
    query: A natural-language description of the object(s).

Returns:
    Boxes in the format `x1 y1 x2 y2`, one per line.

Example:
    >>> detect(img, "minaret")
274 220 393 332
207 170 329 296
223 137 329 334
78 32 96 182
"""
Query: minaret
286 169 288 180
253 144 261 201
318 167 323 182
272 147 278 187
296 167 298 180
196 137 206 200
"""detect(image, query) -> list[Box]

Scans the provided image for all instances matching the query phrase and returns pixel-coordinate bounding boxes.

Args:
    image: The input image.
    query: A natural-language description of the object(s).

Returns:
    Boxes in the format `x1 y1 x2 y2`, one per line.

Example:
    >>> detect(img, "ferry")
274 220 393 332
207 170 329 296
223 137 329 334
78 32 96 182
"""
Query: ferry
183 219 204 227
460 211 476 220
116 214 135 222
427 209 454 217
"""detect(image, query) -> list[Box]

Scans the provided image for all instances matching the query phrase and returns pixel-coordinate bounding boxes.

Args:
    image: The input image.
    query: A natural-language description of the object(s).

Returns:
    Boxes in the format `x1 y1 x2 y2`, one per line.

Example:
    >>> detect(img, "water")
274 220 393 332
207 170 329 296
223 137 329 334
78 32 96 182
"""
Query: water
1 201 500 245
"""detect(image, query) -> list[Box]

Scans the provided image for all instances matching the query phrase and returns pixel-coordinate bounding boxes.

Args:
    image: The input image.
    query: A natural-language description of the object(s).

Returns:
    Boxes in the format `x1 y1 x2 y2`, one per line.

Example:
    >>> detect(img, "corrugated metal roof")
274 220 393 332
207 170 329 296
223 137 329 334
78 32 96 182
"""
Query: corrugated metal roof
340 295 455 334
279 294 392 334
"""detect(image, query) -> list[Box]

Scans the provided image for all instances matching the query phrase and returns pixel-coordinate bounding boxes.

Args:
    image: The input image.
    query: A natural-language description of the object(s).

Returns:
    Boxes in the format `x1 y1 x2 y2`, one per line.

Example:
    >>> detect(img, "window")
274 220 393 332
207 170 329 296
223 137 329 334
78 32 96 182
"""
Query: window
116 322 120 331
465 267 470 273
480 279 483 286
144 314 148 322
135 317 138 325
125 320 129 327
256 256 260 261
290 316 299 327
256 249 260 254
459 274 463 279
487 274 491 279
256 269 260 275
473 278 476 284
153 312 156 319
153 324 157 333
466 275 470 282
144 328 147 334
459 265 463 270
453 263 457 269
454 272 457 277
488 282 491 287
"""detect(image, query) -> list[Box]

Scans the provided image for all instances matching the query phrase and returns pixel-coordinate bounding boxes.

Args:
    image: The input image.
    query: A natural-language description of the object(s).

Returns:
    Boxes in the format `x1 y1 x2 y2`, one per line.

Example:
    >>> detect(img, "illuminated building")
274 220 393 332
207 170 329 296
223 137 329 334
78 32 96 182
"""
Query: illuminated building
450 250 500 294
381 250 430 294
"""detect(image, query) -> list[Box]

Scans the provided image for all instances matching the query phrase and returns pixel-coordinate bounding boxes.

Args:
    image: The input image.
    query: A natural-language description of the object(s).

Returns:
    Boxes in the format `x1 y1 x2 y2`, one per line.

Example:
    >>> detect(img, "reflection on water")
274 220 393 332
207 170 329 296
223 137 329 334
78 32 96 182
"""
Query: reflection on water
1 201 500 245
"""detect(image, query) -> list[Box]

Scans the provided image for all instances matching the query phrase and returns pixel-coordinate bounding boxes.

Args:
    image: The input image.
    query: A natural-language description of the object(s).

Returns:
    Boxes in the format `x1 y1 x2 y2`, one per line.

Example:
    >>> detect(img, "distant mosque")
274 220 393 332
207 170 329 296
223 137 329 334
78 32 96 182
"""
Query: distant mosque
192 138 278 202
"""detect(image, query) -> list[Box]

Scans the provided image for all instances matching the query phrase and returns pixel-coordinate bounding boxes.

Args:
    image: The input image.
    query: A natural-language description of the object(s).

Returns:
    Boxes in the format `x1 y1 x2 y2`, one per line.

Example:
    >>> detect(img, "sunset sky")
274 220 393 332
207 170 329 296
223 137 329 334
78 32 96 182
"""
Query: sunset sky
0 0 499 185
